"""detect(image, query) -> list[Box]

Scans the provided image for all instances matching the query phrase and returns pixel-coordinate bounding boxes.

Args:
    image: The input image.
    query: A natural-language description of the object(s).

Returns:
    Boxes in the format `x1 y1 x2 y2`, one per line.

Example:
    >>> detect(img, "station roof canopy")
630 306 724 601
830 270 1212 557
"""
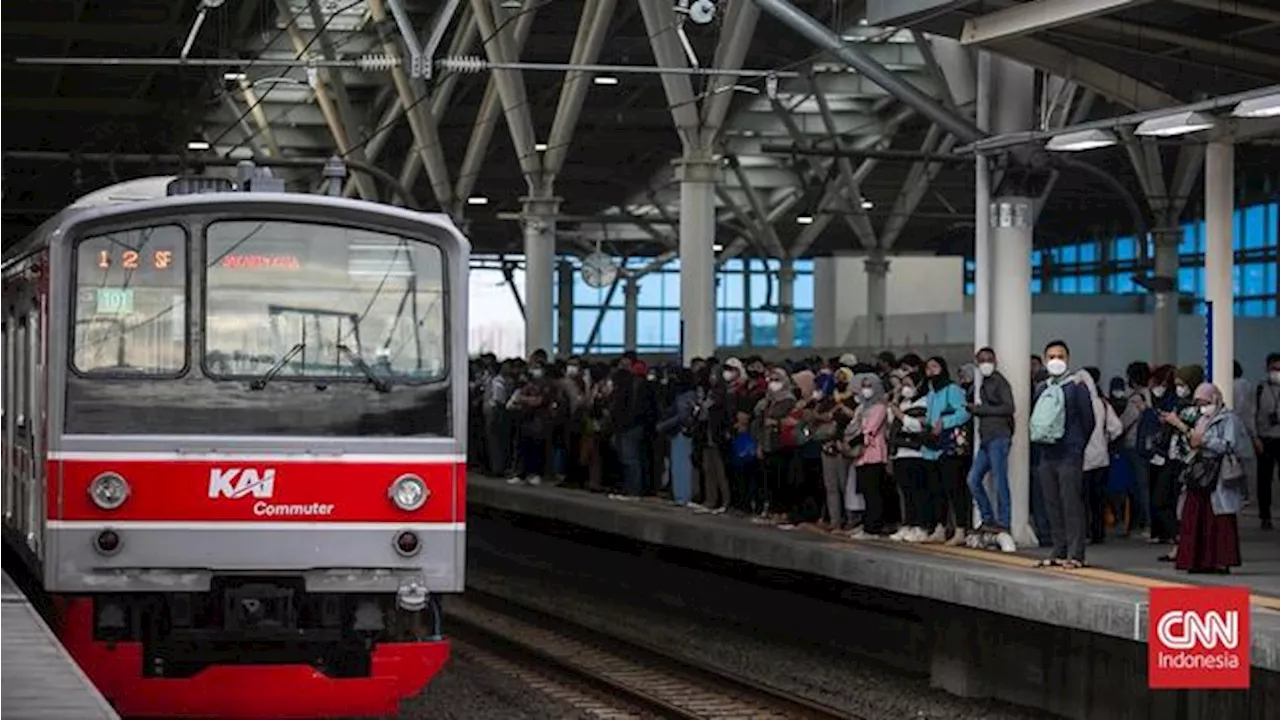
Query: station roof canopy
4 0 1279 258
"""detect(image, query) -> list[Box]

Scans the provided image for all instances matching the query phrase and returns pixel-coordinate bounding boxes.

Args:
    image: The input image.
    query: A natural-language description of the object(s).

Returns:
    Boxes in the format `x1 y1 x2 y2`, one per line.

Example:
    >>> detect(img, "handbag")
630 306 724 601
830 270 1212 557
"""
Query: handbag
1220 446 1245 482
1179 451 1223 490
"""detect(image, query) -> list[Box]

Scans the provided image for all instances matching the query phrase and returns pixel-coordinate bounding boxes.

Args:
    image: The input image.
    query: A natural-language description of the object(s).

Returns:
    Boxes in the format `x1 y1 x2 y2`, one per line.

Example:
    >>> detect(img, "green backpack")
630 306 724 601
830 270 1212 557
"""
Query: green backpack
1029 380 1067 444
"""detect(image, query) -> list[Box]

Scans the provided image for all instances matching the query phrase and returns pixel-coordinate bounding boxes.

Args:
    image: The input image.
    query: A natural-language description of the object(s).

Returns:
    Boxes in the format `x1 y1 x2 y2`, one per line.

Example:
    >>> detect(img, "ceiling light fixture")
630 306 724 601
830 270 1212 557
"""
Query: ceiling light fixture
535 142 548 151
1231 92 1280 119
796 215 814 225
860 200 874 210
1045 128 1118 152
593 76 619 86
1134 110 1216 138
467 196 489 205
186 140 211 151
223 71 247 82
713 243 724 252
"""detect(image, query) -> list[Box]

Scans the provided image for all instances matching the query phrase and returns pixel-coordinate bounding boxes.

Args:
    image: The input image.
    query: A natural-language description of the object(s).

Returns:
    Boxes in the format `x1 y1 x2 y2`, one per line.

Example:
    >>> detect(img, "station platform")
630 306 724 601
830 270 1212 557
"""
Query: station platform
1 569 119 720
471 475 1280 720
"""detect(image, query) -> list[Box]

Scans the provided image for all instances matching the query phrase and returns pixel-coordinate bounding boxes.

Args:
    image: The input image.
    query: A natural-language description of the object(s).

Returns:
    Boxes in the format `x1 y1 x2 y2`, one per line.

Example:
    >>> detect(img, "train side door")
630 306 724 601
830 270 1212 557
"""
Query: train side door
2 273 44 556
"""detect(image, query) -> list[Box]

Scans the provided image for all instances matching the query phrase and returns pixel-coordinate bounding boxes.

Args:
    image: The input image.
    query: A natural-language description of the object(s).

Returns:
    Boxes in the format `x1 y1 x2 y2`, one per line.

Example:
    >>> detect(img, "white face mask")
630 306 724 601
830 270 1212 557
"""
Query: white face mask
900 386 916 400
1176 385 1190 399
978 362 996 378
1270 371 1280 385
1199 404 1215 416
723 370 737 383
1045 358 1068 377
860 387 874 400
1152 386 1167 399
530 368 544 379
566 365 580 377
1111 390 1127 399
768 381 784 394
812 390 823 400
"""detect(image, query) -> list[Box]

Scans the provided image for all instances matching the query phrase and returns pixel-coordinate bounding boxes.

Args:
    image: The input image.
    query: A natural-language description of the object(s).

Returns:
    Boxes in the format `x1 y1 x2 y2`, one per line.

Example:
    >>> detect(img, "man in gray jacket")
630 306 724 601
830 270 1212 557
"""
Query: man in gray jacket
966 347 1015 531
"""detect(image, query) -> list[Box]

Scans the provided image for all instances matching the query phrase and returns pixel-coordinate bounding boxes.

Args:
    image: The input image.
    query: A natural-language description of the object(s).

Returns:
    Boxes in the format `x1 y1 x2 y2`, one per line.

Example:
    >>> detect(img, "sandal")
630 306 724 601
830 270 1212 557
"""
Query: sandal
1035 558 1062 568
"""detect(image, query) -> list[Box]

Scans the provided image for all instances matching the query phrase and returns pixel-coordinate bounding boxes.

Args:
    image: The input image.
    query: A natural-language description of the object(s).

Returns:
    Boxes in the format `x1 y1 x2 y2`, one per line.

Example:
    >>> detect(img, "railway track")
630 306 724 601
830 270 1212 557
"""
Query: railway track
446 588 868 720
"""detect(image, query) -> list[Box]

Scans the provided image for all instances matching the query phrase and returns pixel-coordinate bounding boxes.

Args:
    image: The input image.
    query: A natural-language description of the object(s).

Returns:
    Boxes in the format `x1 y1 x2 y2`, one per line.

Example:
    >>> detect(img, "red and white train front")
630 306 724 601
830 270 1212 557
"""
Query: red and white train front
25 186 469 718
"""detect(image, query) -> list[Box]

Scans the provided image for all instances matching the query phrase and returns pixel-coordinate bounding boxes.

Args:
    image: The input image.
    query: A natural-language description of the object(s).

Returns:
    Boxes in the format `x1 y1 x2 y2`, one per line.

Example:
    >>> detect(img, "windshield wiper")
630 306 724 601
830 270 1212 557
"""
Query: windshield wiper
250 343 305 390
337 344 392 393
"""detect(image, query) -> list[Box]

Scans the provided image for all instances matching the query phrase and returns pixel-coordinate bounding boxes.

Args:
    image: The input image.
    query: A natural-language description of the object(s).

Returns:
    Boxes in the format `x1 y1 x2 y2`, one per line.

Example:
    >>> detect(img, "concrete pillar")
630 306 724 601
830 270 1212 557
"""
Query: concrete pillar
1152 227 1181 367
623 277 639 352
556 260 574 358
521 195 560 358
777 259 796 350
1205 140 1235 405
675 154 720 363
864 252 890 348
813 257 837 348
991 197 1036 547
973 51 992 349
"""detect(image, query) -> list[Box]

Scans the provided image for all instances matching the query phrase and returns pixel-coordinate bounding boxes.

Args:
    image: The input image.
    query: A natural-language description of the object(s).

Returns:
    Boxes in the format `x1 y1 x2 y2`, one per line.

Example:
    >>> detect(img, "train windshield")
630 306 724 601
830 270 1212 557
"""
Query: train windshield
203 220 447 384
72 225 189 375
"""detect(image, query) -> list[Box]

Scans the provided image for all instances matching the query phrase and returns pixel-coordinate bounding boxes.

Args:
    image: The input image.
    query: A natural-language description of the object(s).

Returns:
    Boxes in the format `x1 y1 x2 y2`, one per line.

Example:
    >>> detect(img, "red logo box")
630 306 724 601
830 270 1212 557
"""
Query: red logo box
1149 586 1250 690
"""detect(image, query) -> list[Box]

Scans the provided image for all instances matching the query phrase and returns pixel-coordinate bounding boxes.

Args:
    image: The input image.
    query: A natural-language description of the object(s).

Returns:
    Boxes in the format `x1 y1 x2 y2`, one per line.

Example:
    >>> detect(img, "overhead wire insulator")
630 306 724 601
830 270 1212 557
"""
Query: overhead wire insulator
436 56 488 74
356 54 400 72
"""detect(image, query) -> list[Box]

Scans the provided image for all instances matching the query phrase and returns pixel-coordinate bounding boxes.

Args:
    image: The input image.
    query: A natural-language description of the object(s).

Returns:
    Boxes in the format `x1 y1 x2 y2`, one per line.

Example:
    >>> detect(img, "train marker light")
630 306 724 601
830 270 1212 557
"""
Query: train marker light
389 474 429 511
94 529 122 555
89 472 131 510
395 530 421 556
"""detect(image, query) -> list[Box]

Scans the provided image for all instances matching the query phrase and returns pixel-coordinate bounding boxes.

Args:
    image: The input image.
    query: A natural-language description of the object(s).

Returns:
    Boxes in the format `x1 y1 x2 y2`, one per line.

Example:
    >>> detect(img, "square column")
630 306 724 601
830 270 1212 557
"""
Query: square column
990 197 1035 547
864 252 890 348
521 195 561 358
557 260 574 358
623 277 639 352
1151 227 1181 367
1204 140 1234 403
777 259 796 350
674 155 721 363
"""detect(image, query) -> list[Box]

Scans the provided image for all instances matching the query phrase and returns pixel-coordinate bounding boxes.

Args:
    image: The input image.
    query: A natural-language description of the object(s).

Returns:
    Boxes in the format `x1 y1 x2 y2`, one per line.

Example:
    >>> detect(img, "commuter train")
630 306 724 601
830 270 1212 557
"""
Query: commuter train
1 166 469 719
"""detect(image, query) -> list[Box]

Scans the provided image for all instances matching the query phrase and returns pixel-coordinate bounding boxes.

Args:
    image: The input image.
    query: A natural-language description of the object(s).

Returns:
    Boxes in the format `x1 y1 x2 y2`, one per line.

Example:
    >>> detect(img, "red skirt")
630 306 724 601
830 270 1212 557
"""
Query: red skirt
1175 487 1242 572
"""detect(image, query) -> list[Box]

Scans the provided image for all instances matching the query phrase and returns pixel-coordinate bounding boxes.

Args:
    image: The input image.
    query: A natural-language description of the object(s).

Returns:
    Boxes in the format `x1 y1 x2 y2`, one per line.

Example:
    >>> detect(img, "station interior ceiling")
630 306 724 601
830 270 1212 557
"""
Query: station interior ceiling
3 0 1279 260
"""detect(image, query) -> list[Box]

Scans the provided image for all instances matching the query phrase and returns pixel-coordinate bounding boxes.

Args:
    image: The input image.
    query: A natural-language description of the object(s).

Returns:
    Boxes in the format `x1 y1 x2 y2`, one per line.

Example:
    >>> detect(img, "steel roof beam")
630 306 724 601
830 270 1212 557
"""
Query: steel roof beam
637 0 701 150
1169 0 1280 23
699 0 763 149
810 81 878 249
470 0 543 190
369 0 456 210
725 157 788 257
960 0 1156 46
879 125 957 251
543 0 618 189
454 3 536 213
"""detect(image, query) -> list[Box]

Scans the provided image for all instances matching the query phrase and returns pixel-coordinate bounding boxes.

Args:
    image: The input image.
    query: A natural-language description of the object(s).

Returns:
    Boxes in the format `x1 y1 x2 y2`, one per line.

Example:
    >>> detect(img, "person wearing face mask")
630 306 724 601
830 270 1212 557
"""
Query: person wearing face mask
848 374 894 538
811 367 856 530
965 347 1016 535
1117 361 1155 536
888 374 931 542
1255 352 1280 531
920 356 973 546
1163 383 1250 574
1029 340 1096 569
752 369 797 524
506 364 552 486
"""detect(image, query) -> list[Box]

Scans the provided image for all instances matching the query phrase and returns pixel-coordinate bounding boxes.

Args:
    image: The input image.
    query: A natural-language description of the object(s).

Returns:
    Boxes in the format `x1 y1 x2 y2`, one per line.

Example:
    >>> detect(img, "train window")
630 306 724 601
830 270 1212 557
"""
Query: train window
203 220 447 384
72 226 188 375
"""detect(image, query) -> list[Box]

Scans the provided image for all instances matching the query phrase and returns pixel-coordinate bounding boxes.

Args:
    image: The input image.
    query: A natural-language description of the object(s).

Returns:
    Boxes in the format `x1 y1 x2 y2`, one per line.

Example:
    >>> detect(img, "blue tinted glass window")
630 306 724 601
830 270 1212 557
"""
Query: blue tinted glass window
1032 251 1043 267
594 310 623 346
717 310 744 346
1078 275 1098 293
795 310 814 347
1243 205 1267 250
793 273 815 310
572 309 602 347
1181 223 1199 255
633 273 664 308
719 270 745 310
1079 242 1098 263
1114 236 1136 261
1111 273 1136 294
1031 278 1042 293
965 281 975 296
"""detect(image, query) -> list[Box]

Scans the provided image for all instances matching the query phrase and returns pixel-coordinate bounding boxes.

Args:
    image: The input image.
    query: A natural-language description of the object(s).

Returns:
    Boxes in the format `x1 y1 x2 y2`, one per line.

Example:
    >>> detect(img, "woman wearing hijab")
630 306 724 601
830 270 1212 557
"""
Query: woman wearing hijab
1151 365 1202 554
752 368 797 524
1162 383 1250 573
888 372 931 542
849 373 893 538
921 356 973 545
657 369 698 506
1144 364 1181 545
789 370 825 527
813 367 857 530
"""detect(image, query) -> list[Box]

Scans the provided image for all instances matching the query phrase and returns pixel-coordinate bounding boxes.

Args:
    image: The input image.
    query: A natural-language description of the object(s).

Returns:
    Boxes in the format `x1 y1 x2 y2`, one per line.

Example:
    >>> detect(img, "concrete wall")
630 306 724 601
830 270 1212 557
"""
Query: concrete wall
813 255 964 347
847 312 1280 383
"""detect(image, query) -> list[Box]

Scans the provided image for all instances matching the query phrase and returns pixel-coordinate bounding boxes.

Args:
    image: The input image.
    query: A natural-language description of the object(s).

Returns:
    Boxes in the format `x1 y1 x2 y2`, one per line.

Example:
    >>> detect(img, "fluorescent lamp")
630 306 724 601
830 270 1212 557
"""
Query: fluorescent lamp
186 140 211 151
860 200 874 210
796 215 814 225
535 142 548 151
223 71 247 82
593 76 619 86
1046 128 1117 152
1134 110 1216 138
467 196 489 205
713 243 724 252
1232 92 1280 119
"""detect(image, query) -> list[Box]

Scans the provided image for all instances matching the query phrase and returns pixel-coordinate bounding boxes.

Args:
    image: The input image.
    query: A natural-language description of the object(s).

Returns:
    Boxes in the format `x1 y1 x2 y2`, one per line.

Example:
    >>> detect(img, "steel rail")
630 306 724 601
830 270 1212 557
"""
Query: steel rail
450 587 868 720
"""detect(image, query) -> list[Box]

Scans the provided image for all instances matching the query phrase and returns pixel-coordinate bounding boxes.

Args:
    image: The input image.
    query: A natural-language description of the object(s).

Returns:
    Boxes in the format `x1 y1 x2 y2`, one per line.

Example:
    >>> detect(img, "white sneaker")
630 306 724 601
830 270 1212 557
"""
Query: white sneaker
777 523 797 531
527 476 542 487
889 527 909 541
924 525 947 543
711 506 728 515
848 528 872 539
506 477 524 486
996 532 1018 553
904 527 926 542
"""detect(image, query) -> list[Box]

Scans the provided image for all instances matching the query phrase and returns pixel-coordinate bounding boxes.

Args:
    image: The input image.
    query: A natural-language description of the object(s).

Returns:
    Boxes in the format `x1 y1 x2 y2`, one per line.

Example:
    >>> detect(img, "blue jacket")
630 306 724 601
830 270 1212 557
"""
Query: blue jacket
922 382 971 461
1032 376 1096 461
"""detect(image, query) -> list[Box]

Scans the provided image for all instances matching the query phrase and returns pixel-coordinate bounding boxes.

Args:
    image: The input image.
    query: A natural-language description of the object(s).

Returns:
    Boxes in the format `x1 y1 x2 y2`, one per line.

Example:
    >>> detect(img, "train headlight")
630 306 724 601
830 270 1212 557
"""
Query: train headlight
389 474 428 511
89 473 131 510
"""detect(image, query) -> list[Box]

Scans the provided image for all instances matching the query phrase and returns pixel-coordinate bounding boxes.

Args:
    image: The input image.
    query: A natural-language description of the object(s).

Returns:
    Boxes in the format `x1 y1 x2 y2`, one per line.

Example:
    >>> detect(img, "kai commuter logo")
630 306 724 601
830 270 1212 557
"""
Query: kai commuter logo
1149 586 1250 689
208 468 276 499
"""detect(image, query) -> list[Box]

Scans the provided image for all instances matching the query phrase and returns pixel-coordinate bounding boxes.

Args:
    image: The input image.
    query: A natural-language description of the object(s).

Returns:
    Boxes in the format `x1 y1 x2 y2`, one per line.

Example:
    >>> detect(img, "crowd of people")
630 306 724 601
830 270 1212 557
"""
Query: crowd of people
467 347 1280 574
